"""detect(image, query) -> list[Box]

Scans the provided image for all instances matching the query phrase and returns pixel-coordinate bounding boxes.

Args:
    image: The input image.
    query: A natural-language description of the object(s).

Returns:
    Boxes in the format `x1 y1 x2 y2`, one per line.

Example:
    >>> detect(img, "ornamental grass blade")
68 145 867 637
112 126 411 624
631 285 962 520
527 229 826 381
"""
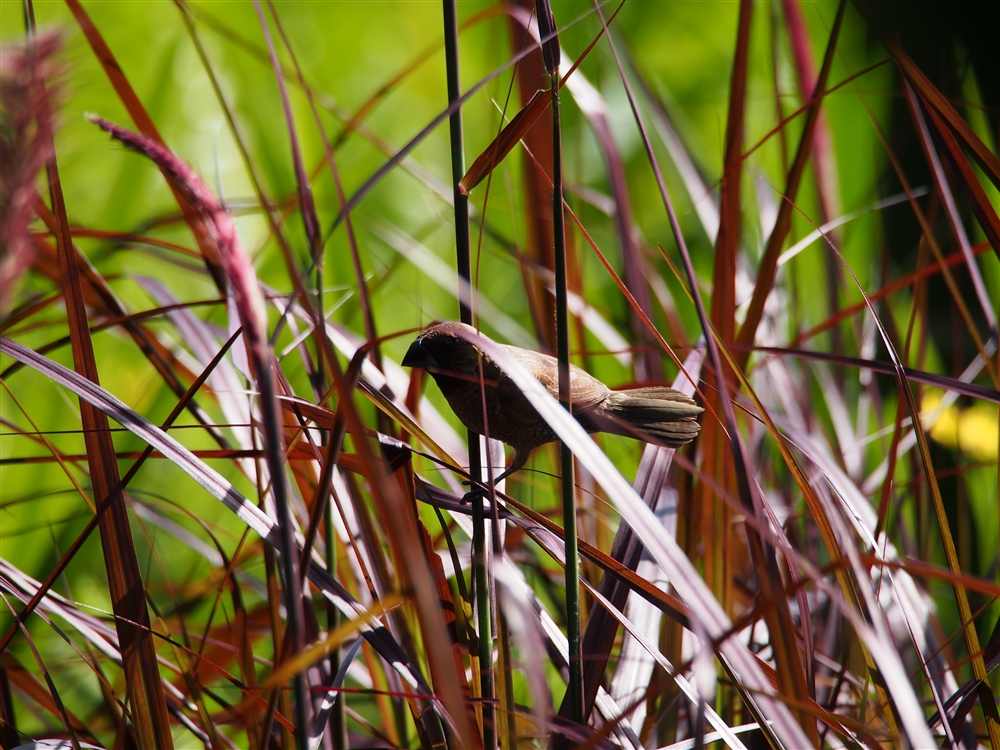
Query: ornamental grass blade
558 348 703 729
791 200 983 747
914 88 1000 259
791 240 992 349
566 63 660 380
86 115 317 740
25 202 228 445
460 89 552 195
31 54 173 744
0 338 459 733
735 1 847 365
379 440 478 748
442 326 814 749
6 4 996 746
64 0 225 290
260 0 379 356
882 35 1000 191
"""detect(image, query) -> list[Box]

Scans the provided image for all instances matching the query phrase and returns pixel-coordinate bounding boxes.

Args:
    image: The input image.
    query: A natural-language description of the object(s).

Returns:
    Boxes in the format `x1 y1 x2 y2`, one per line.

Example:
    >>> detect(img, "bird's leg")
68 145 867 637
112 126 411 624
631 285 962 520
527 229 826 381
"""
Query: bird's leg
461 447 531 503
492 447 530 485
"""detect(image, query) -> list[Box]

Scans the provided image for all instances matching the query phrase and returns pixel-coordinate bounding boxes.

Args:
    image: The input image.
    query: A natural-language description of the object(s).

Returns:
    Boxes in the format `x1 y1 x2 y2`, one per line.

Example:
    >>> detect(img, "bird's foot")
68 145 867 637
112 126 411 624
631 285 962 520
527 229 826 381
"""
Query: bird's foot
461 481 488 505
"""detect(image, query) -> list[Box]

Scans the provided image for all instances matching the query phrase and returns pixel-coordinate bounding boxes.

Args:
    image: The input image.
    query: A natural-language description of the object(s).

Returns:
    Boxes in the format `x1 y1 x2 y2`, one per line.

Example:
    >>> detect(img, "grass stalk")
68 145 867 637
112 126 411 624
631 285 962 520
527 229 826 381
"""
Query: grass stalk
442 2 493 746
6 4 1000 746
534 0 583 726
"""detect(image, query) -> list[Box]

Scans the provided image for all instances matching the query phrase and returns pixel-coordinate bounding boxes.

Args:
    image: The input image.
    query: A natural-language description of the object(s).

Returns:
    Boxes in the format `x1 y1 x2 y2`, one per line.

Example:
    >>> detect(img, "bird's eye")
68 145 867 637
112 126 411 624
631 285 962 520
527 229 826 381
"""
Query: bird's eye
438 337 455 351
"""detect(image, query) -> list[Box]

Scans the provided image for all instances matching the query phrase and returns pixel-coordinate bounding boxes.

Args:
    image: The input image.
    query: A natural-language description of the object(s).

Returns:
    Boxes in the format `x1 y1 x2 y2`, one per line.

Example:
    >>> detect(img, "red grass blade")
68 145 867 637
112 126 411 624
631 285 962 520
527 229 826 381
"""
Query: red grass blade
64 0 226 291
918 91 1000 258
884 36 1000 192
41 88 175 750
460 89 552 195
734 2 847 365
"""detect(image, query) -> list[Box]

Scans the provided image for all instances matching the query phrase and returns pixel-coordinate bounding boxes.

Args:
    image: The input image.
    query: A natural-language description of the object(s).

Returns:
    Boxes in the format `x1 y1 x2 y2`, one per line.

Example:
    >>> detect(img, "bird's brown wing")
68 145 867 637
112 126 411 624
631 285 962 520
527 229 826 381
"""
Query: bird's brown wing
489 350 555 434
500 345 611 411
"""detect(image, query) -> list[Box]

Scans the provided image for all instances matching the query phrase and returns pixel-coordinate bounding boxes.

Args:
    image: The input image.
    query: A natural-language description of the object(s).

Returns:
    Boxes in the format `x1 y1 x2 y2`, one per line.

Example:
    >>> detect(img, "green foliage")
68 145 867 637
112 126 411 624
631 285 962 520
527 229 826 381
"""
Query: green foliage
2 0 998 747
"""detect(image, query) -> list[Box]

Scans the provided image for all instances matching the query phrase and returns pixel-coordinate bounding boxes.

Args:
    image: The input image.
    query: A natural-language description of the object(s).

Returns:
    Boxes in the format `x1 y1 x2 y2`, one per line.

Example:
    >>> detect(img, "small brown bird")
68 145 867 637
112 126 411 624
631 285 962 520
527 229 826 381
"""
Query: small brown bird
402 322 703 483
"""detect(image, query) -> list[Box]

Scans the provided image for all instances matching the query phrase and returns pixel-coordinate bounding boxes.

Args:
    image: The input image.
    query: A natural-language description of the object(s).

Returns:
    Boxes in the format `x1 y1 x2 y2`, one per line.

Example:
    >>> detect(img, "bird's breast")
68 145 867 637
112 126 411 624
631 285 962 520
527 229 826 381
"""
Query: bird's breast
431 370 605 451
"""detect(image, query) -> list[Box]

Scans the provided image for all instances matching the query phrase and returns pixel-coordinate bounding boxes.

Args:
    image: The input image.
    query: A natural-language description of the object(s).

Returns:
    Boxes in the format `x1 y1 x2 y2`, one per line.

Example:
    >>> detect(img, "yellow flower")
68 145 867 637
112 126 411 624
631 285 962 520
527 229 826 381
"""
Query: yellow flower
922 390 998 460
958 405 1000 461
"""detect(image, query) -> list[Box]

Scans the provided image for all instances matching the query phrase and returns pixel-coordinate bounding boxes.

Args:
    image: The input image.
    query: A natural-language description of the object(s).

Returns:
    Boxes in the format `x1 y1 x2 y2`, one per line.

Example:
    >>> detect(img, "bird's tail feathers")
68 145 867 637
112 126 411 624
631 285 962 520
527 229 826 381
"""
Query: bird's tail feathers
625 417 703 445
604 387 703 418
595 387 703 447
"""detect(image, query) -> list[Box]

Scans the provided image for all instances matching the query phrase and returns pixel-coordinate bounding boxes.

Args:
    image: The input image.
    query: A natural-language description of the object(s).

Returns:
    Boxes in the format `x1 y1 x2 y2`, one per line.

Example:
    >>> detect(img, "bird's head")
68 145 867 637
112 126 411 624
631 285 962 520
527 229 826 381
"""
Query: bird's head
402 322 484 379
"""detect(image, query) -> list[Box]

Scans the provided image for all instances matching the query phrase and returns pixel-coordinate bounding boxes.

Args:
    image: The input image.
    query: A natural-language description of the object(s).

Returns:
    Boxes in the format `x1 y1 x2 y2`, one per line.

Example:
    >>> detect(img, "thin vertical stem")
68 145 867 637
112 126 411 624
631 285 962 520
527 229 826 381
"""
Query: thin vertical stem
443 1 493 745
534 0 582 723
551 76 582 725
250 6 311 743
443 1 472 325
324 504 347 746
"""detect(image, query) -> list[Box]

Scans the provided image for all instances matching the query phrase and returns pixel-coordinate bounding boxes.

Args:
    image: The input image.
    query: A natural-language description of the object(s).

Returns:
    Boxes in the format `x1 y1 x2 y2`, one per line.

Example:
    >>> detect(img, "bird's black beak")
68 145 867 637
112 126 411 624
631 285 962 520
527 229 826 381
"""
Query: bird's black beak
402 339 437 369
